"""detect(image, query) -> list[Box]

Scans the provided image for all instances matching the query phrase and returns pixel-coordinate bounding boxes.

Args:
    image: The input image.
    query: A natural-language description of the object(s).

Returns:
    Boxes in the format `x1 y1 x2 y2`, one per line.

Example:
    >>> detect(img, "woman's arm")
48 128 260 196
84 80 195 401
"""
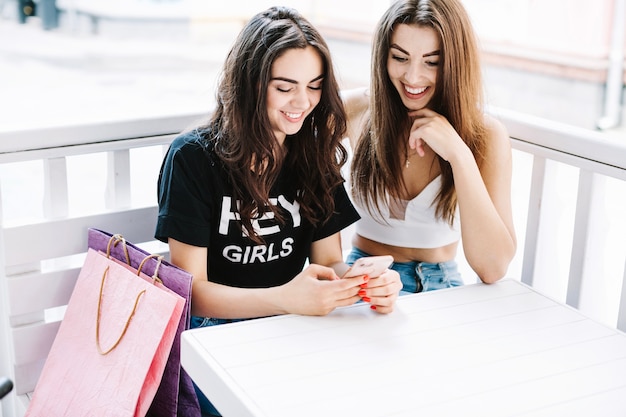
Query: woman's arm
308 232 350 277
456 115 516 282
408 110 517 283
169 237 367 319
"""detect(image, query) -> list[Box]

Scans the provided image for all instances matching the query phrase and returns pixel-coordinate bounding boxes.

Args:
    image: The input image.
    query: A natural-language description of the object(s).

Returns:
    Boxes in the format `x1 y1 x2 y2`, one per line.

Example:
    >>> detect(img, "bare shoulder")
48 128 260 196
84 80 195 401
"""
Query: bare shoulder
341 87 370 148
341 87 369 116
483 113 511 156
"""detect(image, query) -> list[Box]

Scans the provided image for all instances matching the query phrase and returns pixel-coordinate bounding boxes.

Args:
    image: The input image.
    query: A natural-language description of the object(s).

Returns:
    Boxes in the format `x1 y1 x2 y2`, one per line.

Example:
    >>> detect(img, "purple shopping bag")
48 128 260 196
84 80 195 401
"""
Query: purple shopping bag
88 229 201 417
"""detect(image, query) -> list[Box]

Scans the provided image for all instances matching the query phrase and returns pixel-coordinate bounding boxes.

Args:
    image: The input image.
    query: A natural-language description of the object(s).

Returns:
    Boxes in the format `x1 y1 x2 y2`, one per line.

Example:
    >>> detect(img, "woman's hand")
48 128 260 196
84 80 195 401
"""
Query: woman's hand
357 268 402 314
276 264 368 316
407 108 469 163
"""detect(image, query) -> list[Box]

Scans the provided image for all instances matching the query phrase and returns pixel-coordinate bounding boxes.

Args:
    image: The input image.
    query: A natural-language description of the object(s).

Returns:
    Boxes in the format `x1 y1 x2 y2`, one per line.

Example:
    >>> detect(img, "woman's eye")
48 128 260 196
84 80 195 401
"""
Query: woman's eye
276 86 292 93
426 60 439 67
308 85 322 91
391 54 408 63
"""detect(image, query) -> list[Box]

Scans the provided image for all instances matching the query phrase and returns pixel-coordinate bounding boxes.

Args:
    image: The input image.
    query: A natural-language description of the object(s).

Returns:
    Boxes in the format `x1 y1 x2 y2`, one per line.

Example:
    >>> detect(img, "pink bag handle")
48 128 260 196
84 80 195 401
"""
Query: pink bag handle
105 234 163 284
137 254 164 284
106 234 131 265
95 237 164 355
95 266 146 355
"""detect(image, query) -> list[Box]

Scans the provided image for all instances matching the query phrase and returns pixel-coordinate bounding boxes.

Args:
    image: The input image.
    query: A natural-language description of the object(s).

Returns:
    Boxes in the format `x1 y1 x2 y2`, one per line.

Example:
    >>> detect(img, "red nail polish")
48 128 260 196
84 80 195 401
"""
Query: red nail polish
358 289 367 297
362 296 371 303
363 275 370 282
370 305 377 310
360 283 368 289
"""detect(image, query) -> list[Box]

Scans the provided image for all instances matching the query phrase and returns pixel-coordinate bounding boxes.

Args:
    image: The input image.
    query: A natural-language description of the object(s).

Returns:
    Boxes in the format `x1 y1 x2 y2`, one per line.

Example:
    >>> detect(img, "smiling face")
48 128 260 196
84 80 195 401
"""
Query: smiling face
387 24 440 111
266 46 324 145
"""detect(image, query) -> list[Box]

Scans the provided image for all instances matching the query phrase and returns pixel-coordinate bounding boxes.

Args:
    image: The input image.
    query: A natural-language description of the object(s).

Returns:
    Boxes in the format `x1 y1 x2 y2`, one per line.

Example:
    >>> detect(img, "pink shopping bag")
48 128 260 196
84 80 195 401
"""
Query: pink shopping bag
87 228 200 417
25 248 185 417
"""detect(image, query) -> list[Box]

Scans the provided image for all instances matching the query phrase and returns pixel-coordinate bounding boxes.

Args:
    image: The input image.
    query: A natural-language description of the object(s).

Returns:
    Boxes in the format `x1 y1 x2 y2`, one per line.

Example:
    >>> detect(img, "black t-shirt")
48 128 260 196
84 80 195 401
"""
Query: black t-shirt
155 129 360 288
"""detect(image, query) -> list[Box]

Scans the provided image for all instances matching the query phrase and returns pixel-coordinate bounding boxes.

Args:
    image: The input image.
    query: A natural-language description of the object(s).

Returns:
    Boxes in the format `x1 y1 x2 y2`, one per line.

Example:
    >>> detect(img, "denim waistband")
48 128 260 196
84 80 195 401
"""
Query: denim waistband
346 246 462 293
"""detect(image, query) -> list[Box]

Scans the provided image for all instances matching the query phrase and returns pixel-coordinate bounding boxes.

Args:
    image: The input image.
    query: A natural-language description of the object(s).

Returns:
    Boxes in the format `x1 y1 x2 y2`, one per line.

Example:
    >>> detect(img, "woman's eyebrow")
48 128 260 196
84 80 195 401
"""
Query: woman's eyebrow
270 74 324 84
390 43 409 55
390 44 440 58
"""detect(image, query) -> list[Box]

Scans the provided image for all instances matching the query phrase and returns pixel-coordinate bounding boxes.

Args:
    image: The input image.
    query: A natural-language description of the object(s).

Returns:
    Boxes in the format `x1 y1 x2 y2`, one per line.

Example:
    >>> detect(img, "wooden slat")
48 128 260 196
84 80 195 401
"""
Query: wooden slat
12 322 60 369
566 170 595 308
0 112 204 156
13 359 46 396
618 259 626 332
2 206 158 268
43 157 69 219
521 155 546 286
0 135 177 164
495 106 626 174
511 136 626 181
11 322 61 395
7 268 80 319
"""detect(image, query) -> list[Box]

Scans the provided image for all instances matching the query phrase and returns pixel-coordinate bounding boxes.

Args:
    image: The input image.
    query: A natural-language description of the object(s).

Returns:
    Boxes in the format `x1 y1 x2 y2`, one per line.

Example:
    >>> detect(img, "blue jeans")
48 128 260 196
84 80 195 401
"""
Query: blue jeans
190 316 247 417
346 247 463 294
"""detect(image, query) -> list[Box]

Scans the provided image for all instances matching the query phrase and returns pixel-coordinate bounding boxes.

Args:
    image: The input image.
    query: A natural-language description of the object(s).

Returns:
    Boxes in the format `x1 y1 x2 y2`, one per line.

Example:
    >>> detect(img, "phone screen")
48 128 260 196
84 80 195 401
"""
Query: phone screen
341 255 393 279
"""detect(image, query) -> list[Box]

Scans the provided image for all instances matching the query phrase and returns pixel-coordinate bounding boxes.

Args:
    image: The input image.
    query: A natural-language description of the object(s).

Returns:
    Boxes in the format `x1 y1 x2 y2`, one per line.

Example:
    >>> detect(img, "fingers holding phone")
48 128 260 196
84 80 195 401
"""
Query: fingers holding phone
362 268 402 312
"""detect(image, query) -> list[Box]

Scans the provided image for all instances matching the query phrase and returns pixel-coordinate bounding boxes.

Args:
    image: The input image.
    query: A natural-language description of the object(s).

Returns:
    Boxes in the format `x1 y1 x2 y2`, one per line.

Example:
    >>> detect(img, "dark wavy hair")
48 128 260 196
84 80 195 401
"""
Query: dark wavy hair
351 0 486 225
205 6 347 243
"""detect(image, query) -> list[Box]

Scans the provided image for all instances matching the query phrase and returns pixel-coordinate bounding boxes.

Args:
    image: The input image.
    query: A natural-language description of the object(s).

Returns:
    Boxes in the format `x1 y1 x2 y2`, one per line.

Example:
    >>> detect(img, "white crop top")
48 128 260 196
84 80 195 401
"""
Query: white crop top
352 175 460 248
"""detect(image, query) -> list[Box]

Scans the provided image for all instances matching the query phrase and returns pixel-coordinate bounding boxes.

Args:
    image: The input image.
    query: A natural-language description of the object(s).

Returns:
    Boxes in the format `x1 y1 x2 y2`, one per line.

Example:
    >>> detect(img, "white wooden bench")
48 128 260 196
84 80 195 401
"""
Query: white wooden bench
1 109 625 417
0 113 202 417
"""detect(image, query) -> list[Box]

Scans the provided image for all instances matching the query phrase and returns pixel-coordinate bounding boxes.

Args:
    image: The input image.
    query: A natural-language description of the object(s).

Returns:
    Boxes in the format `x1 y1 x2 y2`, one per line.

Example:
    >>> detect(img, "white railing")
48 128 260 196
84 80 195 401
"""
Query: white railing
0 109 625 416
491 107 626 331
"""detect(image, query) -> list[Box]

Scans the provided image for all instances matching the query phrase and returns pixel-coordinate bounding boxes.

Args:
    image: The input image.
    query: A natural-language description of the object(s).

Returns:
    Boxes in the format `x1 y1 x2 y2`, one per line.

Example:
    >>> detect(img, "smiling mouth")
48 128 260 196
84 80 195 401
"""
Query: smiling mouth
404 85 428 96
282 111 304 121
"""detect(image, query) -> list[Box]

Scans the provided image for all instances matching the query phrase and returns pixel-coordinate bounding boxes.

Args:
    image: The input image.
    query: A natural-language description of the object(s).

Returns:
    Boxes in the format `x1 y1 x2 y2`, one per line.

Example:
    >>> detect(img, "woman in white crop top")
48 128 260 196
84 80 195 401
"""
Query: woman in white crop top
343 0 517 293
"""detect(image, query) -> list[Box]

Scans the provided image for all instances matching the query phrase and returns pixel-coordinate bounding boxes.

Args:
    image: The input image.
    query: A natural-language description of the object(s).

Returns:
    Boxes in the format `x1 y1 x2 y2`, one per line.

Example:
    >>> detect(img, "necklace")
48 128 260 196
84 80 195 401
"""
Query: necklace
404 150 418 168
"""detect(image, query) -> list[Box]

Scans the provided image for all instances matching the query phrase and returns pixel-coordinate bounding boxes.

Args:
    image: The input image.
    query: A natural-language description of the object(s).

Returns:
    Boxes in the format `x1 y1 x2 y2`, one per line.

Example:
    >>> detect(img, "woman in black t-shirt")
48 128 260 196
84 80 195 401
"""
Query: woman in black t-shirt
156 8 401 329
157 10 402 413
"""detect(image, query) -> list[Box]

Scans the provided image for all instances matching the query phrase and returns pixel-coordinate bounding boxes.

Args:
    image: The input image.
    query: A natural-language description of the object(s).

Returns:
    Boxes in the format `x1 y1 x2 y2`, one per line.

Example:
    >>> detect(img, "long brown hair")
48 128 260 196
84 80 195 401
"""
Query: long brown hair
206 6 347 243
351 0 486 224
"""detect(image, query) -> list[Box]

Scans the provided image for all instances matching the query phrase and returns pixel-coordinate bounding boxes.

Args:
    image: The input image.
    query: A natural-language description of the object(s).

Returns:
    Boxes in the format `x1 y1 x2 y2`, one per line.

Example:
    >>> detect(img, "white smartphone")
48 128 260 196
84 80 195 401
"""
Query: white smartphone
341 255 394 279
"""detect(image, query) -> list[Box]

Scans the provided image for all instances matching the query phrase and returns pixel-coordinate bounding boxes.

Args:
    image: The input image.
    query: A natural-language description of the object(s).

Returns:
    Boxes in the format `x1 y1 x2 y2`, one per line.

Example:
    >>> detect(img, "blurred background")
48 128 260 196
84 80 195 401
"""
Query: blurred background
1 0 624 133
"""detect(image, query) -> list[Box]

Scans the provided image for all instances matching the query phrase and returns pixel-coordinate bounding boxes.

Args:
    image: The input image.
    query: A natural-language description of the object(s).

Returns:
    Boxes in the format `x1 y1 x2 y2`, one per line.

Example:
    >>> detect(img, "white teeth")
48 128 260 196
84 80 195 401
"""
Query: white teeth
405 85 427 95
284 111 303 119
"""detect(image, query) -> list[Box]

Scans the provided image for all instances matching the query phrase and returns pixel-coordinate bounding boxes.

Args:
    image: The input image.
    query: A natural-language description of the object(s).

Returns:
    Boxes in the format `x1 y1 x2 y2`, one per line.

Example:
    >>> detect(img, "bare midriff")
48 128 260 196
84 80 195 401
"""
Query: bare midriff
352 233 458 264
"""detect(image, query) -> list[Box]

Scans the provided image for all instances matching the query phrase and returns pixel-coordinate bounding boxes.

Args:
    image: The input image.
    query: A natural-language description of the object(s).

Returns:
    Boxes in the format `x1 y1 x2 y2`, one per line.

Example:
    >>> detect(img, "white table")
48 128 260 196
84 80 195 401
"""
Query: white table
181 279 626 417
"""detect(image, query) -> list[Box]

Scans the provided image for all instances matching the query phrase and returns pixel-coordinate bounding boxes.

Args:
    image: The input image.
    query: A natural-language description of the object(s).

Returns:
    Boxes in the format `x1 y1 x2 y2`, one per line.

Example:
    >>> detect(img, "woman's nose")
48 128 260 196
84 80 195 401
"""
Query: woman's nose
291 88 310 108
404 62 423 84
